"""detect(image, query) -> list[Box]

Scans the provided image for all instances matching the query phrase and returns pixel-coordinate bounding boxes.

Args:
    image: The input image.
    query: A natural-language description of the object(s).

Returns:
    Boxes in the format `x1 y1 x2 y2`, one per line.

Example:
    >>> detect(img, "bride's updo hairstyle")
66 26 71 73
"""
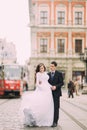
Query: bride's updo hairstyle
34 63 46 84
35 63 46 73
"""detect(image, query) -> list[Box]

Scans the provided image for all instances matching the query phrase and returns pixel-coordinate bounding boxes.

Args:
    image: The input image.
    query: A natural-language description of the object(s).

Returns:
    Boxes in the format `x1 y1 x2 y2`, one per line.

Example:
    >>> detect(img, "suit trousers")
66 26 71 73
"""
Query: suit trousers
53 95 60 124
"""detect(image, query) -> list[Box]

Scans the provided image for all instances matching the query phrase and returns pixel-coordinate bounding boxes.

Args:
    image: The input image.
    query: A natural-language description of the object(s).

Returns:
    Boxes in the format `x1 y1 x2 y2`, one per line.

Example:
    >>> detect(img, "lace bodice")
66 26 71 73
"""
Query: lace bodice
36 72 50 87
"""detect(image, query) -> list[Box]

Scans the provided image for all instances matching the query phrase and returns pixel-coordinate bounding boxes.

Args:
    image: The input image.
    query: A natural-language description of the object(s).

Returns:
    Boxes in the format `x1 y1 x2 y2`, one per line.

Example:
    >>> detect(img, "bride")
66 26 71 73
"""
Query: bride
21 63 54 127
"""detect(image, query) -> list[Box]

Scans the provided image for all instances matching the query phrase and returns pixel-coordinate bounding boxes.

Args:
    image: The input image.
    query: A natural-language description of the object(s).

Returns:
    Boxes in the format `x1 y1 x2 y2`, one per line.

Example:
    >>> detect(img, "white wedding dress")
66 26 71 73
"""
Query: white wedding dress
21 72 54 127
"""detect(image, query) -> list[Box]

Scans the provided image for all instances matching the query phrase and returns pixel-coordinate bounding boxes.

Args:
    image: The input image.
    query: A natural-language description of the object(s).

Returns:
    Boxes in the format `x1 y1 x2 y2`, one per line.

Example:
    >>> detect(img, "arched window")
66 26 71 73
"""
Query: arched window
73 4 84 25
56 4 67 25
39 4 49 25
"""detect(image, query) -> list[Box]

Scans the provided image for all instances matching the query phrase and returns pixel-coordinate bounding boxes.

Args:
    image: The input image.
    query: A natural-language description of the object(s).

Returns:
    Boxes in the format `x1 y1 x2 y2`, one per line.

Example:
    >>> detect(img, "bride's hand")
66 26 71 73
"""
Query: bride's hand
39 81 42 84
51 86 56 90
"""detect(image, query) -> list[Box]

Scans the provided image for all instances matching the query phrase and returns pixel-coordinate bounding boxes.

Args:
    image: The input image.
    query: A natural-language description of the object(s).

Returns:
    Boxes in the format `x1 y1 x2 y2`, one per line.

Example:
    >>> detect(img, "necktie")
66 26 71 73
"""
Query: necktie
51 72 54 80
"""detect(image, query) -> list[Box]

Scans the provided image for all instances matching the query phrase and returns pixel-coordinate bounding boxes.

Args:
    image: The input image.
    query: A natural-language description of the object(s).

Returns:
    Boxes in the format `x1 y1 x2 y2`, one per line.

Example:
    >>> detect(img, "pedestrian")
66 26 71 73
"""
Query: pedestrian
48 61 64 127
21 63 54 127
23 73 28 91
74 78 80 96
67 79 74 98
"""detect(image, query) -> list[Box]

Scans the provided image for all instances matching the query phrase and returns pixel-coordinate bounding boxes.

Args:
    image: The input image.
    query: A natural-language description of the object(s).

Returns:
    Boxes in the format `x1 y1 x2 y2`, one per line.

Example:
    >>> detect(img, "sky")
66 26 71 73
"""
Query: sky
0 0 31 65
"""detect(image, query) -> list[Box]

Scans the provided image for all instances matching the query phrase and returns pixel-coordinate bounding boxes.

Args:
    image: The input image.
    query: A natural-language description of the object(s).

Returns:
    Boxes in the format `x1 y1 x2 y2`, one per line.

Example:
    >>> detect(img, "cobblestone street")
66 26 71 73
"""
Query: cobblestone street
0 90 87 130
0 98 22 130
0 93 59 130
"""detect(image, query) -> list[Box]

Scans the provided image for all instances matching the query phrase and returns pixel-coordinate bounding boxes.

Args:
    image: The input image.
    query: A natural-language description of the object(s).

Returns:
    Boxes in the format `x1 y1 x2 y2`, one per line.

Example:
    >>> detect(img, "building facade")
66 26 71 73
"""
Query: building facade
28 0 87 89
0 38 17 64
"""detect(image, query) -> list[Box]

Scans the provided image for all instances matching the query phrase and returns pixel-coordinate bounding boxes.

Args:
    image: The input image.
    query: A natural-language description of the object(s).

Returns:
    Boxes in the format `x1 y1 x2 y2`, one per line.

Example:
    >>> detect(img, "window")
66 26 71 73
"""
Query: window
40 11 48 24
57 11 65 24
75 39 82 53
40 39 47 53
57 39 65 53
75 12 82 25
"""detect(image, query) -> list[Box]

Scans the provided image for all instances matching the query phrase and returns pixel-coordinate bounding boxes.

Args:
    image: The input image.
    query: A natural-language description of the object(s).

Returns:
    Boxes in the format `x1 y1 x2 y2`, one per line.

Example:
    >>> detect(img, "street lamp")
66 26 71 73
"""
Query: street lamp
80 48 87 94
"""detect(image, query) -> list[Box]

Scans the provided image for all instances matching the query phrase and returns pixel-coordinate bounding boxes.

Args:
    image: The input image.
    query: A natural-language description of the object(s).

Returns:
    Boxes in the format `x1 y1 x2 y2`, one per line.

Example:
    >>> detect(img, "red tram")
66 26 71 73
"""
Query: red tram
0 64 23 97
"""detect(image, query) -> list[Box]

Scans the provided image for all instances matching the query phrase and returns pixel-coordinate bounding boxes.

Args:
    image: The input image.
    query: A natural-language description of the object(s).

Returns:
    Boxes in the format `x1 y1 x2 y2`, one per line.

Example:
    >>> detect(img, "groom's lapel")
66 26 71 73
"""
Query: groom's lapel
49 72 52 78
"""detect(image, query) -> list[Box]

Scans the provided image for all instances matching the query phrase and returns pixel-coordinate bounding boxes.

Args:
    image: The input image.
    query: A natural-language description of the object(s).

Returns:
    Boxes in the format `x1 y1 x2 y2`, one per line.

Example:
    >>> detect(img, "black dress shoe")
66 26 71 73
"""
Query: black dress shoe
51 122 57 127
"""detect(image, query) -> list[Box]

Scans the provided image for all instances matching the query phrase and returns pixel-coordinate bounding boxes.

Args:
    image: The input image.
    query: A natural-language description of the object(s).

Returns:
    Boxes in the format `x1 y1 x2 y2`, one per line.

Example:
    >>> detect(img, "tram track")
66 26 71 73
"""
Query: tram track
60 97 87 130
60 107 87 130
61 98 87 112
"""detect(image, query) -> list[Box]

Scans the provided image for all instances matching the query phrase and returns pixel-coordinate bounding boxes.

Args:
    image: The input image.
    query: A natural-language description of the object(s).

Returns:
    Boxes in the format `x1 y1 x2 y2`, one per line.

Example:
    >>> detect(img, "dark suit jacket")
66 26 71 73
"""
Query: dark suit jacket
48 70 64 97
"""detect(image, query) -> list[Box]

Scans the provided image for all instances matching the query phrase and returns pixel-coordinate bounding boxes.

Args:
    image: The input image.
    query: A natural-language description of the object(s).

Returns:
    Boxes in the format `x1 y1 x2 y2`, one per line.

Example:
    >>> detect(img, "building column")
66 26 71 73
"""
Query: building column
35 3 38 25
68 1 72 26
51 0 54 25
68 1 72 56
68 30 72 56
86 31 87 48
50 31 54 55
86 1 87 47
31 31 37 56
66 59 73 85
86 1 87 26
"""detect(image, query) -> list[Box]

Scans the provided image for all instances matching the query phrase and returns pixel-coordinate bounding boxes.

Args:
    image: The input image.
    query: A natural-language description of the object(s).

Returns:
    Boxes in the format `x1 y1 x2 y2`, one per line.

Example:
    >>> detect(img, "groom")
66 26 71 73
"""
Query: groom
48 61 64 127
